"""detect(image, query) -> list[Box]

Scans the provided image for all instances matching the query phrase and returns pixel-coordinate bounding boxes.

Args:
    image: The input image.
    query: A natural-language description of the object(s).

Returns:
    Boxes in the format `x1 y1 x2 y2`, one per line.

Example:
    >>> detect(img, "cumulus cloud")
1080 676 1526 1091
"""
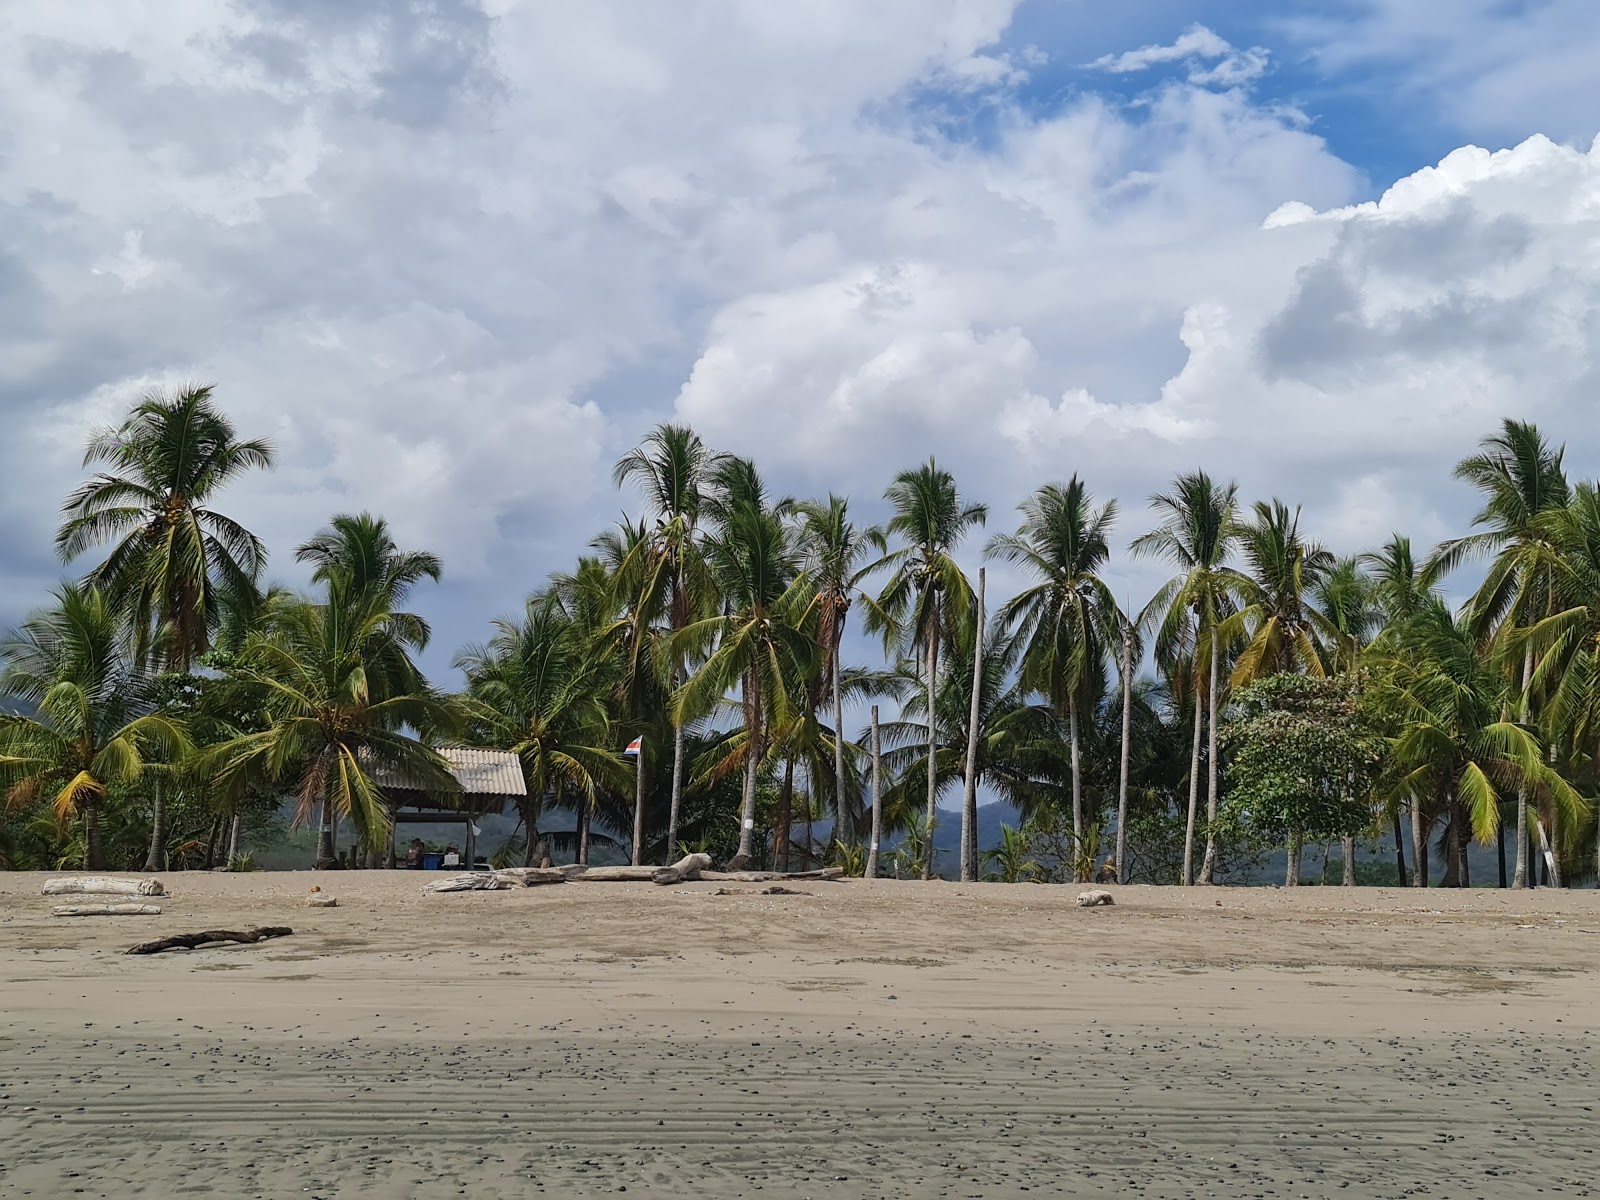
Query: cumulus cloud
1 1 1597 674
1087 24 1269 87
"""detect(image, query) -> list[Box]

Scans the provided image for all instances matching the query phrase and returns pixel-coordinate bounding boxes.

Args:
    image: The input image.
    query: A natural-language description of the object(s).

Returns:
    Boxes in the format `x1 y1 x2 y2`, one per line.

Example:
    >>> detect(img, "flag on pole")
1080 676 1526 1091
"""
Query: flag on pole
623 736 642 758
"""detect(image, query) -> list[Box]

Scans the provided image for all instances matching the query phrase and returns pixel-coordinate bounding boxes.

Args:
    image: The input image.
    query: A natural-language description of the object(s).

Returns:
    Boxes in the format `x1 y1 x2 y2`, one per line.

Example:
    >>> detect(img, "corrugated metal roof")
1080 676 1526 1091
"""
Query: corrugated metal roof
371 746 527 798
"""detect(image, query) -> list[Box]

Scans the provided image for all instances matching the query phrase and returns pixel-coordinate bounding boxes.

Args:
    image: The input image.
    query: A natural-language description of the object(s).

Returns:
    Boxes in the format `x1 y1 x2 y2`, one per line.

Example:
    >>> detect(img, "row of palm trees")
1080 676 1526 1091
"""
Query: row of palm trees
1 388 1595 886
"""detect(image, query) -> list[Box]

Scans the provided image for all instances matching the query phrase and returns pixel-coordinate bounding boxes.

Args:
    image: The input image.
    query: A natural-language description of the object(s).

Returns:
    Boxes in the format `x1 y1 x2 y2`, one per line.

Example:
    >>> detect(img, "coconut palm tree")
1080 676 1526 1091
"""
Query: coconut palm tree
988 478 1121 877
456 590 628 866
1226 500 1337 686
789 495 886 851
55 386 274 671
1130 471 1240 884
613 424 726 863
1380 597 1583 886
873 460 987 879
1428 419 1570 887
0 585 188 869
215 523 457 866
674 466 814 866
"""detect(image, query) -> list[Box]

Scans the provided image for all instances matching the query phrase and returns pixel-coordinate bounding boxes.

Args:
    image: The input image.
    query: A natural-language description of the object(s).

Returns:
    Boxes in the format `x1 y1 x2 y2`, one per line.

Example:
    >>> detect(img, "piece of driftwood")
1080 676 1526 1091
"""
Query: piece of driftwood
700 867 845 883
1076 889 1115 907
494 867 572 886
652 852 713 886
423 873 516 893
43 876 166 898
52 902 162 917
306 895 338 908
579 852 711 884
126 927 292 955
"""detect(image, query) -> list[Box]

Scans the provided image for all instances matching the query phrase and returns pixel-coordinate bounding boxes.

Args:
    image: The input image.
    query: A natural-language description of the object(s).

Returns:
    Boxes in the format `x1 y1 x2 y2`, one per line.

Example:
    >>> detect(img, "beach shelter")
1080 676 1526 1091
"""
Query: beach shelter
370 747 527 867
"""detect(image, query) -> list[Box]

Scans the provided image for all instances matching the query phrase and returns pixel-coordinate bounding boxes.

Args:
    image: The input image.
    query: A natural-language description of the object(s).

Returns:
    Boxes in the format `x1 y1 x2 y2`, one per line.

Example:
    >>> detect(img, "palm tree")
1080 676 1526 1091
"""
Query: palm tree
1226 500 1337 685
613 424 726 863
674 466 813 866
1381 597 1583 886
988 478 1121 877
55 386 274 671
790 495 885 851
984 823 1040 882
216 520 456 866
873 460 987 879
1130 471 1240 885
1428 420 1570 887
0 585 187 868
457 591 628 865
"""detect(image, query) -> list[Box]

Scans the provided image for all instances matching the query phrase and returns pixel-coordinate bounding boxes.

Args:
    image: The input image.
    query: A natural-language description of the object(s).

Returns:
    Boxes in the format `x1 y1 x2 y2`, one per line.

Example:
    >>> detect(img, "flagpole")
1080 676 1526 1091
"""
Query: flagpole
631 736 646 866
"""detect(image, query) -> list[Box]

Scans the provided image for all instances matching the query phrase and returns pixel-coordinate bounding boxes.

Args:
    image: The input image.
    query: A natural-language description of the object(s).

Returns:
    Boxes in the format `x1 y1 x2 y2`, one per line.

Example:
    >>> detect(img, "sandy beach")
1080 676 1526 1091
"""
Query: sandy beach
1 873 1597 1199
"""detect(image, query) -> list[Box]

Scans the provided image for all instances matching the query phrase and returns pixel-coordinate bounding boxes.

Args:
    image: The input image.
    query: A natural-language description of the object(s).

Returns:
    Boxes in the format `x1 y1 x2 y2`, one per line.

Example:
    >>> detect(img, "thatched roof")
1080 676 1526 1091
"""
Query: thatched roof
372 746 527 811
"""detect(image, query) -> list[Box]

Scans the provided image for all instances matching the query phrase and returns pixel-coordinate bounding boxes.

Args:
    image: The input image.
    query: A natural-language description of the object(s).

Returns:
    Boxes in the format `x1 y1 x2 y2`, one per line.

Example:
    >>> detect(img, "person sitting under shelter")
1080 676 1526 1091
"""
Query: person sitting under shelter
405 838 425 869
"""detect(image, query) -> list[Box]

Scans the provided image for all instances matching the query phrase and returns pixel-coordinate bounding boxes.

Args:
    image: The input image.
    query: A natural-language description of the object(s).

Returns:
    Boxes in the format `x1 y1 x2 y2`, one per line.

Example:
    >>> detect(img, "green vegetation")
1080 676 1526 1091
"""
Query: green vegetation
1 394 1595 886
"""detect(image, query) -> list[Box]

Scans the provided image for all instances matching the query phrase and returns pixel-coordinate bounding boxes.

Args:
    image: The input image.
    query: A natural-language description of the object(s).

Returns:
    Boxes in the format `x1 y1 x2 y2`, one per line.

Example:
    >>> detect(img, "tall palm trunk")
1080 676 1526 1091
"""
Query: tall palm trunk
921 616 939 881
1341 835 1356 886
865 705 883 878
735 675 762 864
667 722 685 864
776 756 795 871
1513 644 1532 888
1198 623 1221 883
228 814 241 865
1285 830 1302 886
316 792 337 868
631 738 646 867
84 800 106 871
831 630 847 852
1409 792 1427 887
1115 629 1132 884
1182 691 1202 886
1392 812 1408 887
577 797 591 865
144 780 166 872
1067 693 1084 880
960 569 985 883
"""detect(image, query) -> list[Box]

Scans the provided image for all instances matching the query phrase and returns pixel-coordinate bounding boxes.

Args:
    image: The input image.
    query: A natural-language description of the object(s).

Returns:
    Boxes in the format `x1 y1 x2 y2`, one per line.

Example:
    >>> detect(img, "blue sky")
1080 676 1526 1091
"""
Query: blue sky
2 0 1600 687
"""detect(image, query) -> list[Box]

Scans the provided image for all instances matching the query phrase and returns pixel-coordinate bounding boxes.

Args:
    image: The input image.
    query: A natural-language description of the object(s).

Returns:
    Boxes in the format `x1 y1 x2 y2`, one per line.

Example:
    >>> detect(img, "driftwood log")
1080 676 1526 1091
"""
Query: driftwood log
577 852 711 885
494 867 573 886
423 873 516 893
43 877 166 898
52 902 162 917
701 867 845 883
126 927 293 955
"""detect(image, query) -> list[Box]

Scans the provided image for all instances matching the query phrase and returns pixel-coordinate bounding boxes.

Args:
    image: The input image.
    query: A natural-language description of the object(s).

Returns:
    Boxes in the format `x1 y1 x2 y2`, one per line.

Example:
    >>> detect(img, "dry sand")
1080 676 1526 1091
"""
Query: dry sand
1 873 1597 1199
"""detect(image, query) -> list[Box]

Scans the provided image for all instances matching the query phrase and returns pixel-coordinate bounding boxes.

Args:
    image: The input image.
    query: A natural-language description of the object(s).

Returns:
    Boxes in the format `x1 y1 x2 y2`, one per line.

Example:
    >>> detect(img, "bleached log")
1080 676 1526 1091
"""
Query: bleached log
579 852 711 884
700 867 846 883
494 867 572 886
43 877 166 898
306 895 338 908
52 902 162 916
126 927 292 955
423 873 516 893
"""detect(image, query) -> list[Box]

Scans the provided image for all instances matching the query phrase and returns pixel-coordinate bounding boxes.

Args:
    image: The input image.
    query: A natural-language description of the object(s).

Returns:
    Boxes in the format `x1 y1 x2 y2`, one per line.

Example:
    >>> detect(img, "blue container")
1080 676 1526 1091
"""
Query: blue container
422 852 444 870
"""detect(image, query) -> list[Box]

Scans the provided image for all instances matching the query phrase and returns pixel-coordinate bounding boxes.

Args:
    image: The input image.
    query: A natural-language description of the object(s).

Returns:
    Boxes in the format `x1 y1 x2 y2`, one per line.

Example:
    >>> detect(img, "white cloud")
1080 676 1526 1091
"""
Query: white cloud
1087 24 1269 87
2 1 1599 673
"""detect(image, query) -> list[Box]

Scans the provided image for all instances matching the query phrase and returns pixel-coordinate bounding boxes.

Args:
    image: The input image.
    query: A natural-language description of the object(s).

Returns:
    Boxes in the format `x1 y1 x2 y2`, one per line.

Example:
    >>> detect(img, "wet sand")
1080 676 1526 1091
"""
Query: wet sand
1 873 1597 1198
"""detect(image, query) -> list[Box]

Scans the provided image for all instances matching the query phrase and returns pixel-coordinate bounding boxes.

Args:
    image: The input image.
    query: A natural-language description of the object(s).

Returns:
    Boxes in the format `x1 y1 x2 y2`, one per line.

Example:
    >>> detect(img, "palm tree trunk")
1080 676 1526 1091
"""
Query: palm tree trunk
921 617 939 881
84 800 106 871
960 568 985 883
227 814 241 865
522 801 537 867
1534 808 1561 887
1285 830 1302 886
144 779 166 872
668 720 686 866
1410 792 1427 888
1392 812 1408 888
1182 694 1202 886
1497 819 1507 888
1198 624 1221 883
1116 629 1132 885
832 628 847 851
316 793 336 869
577 798 590 866
1341 835 1356 886
776 756 795 871
1067 693 1085 881
631 738 646 867
866 705 883 879
735 677 761 864
1513 643 1532 888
